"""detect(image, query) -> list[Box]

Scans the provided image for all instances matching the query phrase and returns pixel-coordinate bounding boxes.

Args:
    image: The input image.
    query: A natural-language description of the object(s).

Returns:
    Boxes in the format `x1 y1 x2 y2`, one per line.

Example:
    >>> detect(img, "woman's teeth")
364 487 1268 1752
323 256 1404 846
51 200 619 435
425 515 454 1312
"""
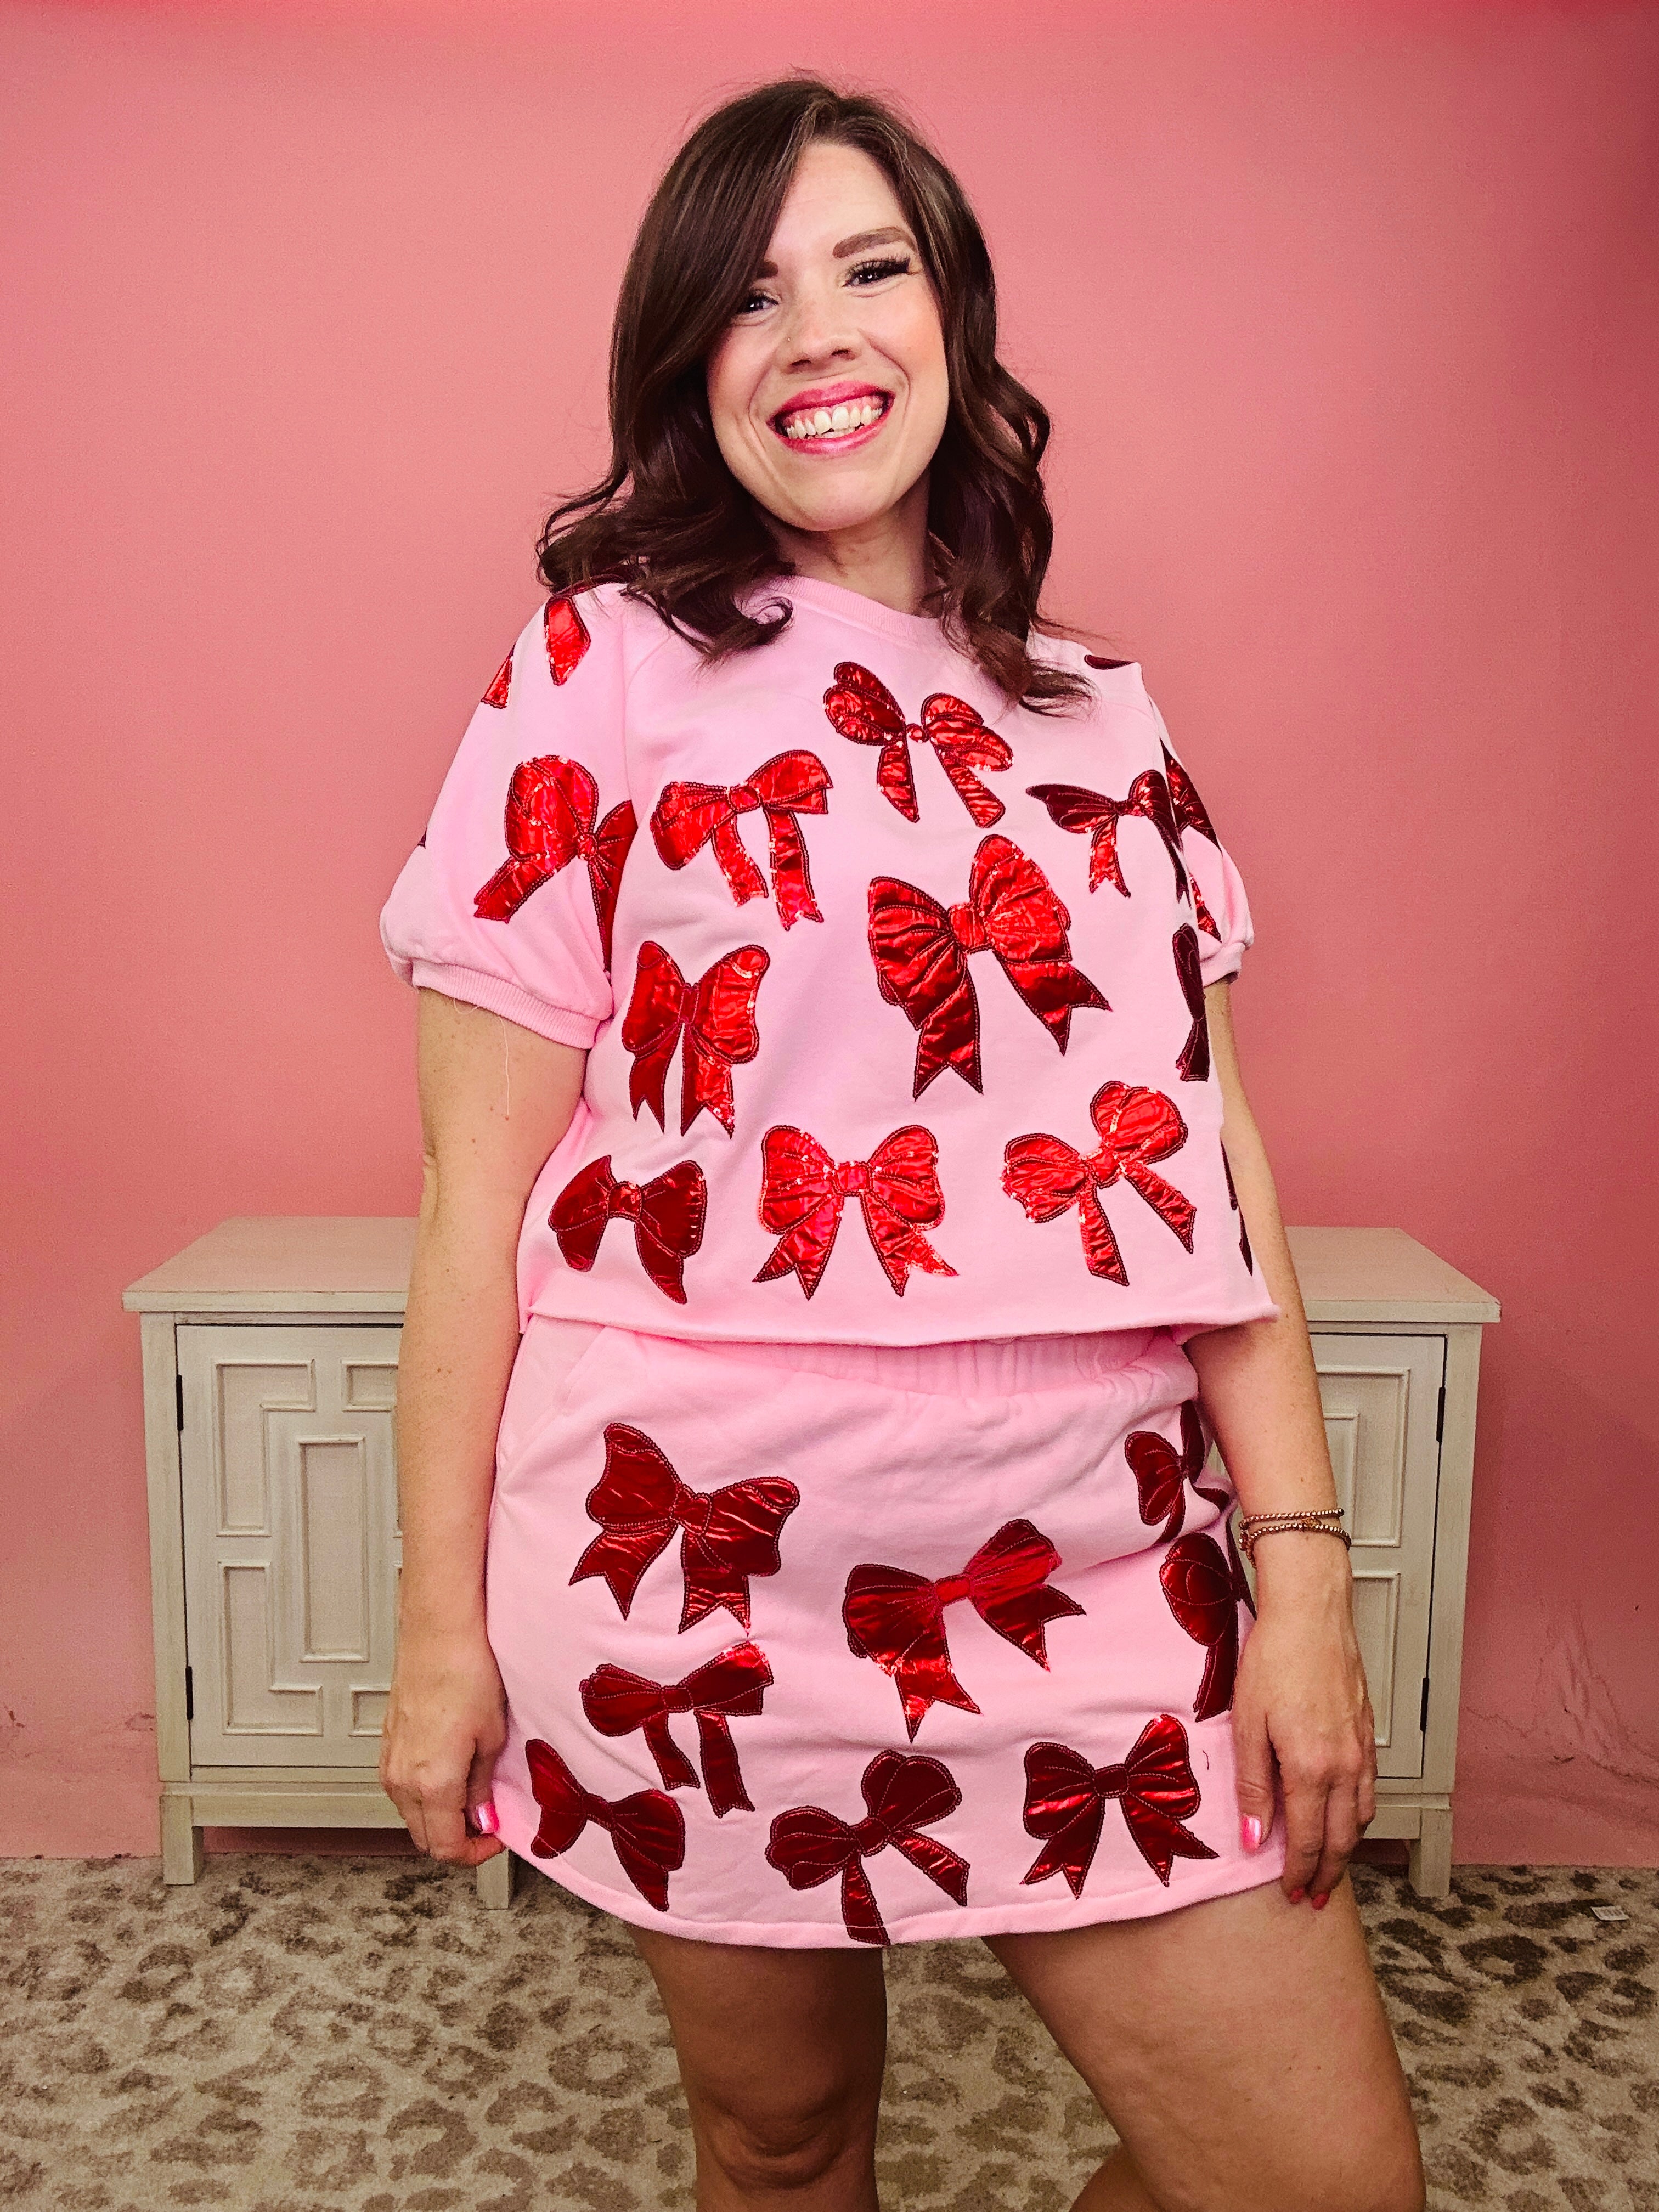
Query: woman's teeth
778 397 887 440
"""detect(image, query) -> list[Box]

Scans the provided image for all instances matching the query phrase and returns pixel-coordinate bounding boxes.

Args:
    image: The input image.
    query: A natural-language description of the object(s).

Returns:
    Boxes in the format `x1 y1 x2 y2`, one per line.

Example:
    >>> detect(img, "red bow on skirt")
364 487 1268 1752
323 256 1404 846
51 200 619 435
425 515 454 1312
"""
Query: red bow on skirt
1172 925 1210 1082
472 752 636 967
1002 1081 1196 1285
622 941 769 1137
650 751 831 929
580 1640 772 1817
1126 1400 1223 1543
523 1737 685 1910
843 1518 1084 1739
868 836 1109 1097
1020 1715 1218 1893
571 1421 800 1632
480 595 591 708
766 1750 969 1945
1161 1522 1255 1722
549 1155 707 1304
823 661 1011 826
754 1124 956 1300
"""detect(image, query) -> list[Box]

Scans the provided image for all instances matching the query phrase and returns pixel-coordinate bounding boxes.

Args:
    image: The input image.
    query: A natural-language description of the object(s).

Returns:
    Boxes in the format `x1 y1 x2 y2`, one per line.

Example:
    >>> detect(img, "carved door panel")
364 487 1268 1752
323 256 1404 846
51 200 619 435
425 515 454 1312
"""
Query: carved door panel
1310 1334 1444 1778
178 1325 402 1767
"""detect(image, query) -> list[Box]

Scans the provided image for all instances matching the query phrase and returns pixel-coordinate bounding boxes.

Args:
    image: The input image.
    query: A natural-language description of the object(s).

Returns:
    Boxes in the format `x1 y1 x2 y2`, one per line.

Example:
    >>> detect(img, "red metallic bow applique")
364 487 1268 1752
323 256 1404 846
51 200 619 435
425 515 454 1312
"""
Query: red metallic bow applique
544 595 591 684
1126 1400 1228 1543
823 661 1011 826
753 1123 955 1300
1161 742 1221 937
1002 1081 1196 1284
523 1737 684 1910
473 753 636 967
843 1518 1085 1739
580 1640 771 1816
1026 770 1190 900
868 836 1109 1097
549 1155 706 1304
622 942 769 1137
765 1750 969 1945
482 651 515 708
1222 1145 1254 1272
650 752 831 929
1020 1715 1218 1894
1173 926 1209 1082
1161 1525 1254 1722
571 1421 800 1632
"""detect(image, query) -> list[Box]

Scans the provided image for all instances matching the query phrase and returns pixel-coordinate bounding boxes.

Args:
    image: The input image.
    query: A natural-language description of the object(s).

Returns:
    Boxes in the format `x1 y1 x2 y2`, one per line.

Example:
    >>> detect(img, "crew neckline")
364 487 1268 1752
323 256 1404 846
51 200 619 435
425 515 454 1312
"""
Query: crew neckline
760 571 948 646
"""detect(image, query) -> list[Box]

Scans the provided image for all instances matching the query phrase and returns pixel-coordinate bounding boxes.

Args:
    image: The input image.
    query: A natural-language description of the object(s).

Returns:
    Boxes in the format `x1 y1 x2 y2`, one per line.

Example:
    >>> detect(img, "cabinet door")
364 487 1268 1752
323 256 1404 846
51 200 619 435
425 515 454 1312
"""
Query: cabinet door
1309 1333 1444 1778
179 1324 401 1768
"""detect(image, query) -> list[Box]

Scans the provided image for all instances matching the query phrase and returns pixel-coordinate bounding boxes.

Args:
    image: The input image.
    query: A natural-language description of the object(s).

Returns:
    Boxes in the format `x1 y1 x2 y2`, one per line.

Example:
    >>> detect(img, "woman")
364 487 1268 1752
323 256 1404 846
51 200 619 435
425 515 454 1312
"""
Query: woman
379 77 1424 2212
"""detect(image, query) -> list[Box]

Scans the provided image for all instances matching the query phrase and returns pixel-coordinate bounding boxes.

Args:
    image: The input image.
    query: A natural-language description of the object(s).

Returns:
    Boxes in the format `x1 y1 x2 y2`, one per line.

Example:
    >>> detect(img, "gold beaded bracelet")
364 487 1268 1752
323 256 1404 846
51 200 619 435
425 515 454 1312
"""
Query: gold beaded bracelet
1237 1509 1351 1563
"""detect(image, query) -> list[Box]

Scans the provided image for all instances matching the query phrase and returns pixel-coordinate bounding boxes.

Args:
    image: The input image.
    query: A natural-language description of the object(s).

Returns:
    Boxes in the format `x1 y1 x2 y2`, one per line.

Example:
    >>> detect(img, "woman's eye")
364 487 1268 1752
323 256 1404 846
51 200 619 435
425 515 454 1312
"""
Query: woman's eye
847 256 912 287
737 289 775 315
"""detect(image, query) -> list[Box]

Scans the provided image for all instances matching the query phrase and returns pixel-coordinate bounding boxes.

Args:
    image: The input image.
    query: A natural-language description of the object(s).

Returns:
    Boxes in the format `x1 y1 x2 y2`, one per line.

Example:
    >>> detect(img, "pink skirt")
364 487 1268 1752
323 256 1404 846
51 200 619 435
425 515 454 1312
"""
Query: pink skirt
485 1320 1286 1948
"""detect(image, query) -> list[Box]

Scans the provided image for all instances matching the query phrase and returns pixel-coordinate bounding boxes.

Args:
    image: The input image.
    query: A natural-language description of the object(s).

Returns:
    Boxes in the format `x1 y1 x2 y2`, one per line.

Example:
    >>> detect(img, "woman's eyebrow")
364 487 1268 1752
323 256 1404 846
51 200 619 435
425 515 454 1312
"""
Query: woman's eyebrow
833 226 917 258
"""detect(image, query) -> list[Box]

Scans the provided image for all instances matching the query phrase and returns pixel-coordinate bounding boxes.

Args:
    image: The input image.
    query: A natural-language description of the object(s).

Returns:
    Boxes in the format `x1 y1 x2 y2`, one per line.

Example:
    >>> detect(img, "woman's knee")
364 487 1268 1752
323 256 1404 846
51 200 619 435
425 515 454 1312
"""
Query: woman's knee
696 2081 879 2196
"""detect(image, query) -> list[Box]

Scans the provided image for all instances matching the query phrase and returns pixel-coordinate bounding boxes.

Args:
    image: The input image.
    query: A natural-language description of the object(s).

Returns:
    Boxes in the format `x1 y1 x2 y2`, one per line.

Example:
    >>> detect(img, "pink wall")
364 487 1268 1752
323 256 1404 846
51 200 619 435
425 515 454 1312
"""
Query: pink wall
4 0 1655 1862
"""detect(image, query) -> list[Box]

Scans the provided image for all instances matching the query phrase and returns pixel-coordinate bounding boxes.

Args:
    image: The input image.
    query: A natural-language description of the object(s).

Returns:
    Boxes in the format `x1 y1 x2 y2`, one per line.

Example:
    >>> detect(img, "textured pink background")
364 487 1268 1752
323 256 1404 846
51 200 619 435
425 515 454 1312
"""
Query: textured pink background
3 0 1655 1863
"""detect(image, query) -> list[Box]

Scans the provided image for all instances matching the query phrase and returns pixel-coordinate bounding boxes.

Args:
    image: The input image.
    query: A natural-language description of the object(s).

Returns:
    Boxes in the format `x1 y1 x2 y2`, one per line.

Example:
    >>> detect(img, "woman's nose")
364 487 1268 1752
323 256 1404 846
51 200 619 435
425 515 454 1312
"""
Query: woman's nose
780 283 857 370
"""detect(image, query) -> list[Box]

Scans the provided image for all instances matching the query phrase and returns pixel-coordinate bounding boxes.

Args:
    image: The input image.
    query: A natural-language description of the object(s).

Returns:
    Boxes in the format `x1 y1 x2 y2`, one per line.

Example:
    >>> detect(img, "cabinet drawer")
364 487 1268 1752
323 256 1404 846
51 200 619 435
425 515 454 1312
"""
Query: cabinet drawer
179 1324 402 1768
1310 1333 1444 1778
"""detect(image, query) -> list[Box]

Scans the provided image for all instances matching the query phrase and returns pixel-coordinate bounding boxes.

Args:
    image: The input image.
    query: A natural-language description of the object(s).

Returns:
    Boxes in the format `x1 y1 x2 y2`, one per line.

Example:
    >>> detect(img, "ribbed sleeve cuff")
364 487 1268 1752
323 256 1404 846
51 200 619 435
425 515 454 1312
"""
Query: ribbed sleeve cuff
409 961 603 1049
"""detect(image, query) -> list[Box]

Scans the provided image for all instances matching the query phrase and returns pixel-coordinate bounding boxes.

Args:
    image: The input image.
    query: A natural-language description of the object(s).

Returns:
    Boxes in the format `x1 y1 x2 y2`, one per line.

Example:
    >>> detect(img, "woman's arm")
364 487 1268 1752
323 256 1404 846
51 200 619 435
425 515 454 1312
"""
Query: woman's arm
378 989 586 1865
1184 980 1377 1907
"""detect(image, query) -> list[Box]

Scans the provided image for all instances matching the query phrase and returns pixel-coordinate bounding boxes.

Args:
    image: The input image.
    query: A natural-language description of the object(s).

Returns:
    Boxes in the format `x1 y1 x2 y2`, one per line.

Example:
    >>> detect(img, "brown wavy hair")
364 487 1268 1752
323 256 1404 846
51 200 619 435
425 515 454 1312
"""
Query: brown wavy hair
537 77 1087 712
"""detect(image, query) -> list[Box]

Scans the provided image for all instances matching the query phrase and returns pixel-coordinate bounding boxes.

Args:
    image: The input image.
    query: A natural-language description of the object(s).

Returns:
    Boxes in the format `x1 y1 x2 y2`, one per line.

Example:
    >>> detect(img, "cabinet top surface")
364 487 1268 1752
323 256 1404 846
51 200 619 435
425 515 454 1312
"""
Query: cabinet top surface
124 1216 1499 1323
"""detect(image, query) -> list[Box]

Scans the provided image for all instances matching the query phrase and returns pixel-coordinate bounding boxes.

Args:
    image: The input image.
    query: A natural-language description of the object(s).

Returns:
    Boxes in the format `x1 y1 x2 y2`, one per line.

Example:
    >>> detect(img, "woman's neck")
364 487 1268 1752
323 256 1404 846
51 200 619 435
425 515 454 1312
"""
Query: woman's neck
765 478 934 617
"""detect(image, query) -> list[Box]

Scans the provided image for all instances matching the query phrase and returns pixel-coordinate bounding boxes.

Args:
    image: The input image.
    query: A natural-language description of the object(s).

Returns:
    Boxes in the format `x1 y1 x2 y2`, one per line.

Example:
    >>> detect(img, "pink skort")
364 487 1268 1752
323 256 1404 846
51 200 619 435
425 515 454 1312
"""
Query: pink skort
485 1320 1286 1947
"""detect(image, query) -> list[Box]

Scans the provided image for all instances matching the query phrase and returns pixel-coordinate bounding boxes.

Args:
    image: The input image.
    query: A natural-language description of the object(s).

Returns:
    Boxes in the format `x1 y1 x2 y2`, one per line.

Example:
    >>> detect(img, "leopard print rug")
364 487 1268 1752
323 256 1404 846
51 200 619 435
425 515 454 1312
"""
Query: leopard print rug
1 1855 1652 2209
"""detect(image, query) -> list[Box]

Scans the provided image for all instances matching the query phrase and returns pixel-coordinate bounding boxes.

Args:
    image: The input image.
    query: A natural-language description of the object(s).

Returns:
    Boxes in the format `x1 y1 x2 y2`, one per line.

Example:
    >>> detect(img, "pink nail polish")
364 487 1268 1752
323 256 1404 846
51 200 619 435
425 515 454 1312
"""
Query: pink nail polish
1311 1891 1330 1910
1287 1886 1305 1904
472 1801 500 1837
1240 1815 1263 1854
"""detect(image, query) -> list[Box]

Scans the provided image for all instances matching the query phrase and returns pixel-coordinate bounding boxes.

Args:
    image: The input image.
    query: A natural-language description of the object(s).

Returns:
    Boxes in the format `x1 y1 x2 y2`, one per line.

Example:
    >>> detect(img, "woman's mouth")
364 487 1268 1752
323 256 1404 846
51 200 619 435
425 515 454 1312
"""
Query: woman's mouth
771 391 893 451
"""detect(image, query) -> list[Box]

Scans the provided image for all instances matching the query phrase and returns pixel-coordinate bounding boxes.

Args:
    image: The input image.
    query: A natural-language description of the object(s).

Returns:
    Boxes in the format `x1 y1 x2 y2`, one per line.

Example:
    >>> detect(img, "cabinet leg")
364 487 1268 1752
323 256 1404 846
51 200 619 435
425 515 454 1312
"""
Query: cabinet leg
160 1797 205 1884
1409 1810 1453 1900
476 1850 516 1910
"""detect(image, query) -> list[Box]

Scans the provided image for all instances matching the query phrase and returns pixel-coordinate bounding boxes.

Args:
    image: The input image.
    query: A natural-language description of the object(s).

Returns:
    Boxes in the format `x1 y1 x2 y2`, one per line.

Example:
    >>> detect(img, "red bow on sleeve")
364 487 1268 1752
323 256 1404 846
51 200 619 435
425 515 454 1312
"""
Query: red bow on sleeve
649 751 831 929
823 662 1011 827
523 1737 685 1911
868 836 1109 1098
622 941 769 1138
1126 1399 1225 1543
1222 1144 1254 1273
1161 742 1221 938
472 753 636 968
1002 1081 1196 1285
765 1750 969 1945
1172 926 1210 1082
1020 1714 1218 1894
1161 1522 1255 1722
1025 769 1190 900
571 1421 800 1632
579 1640 772 1817
549 1154 706 1304
753 1122 956 1301
843 1517 1085 1739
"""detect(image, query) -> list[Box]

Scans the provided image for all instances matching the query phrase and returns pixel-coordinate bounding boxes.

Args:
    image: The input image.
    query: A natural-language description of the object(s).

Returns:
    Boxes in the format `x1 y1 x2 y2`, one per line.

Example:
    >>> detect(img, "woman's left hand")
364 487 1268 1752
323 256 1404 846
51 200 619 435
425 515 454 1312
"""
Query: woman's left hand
1232 1534 1377 1905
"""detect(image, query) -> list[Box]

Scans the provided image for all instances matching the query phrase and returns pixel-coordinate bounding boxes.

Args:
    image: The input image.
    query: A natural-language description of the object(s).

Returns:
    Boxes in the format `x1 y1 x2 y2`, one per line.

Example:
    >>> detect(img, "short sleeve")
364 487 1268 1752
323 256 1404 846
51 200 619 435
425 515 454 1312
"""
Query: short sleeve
1145 691 1255 986
379 589 634 1048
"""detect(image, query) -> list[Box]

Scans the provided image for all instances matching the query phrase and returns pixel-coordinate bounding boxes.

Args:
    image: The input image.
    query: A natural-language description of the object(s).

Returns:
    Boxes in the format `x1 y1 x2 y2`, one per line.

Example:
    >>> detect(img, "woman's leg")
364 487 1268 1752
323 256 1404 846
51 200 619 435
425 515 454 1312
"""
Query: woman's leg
989 1877 1424 2212
632 1926 888 2211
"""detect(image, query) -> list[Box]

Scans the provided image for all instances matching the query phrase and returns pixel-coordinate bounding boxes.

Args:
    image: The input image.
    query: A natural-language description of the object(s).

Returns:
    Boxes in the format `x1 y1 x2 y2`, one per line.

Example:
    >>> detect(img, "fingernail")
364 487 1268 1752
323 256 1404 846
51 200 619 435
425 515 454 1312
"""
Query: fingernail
1287 1887 1305 1904
472 1801 500 1837
1240 1815 1263 1854
1312 1891 1330 1910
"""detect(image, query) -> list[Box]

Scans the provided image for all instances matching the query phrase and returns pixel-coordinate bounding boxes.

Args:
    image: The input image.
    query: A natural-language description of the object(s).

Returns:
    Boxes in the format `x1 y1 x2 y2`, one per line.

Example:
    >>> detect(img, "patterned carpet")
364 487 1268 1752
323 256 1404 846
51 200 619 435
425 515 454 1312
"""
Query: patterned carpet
1 1854 1653 2211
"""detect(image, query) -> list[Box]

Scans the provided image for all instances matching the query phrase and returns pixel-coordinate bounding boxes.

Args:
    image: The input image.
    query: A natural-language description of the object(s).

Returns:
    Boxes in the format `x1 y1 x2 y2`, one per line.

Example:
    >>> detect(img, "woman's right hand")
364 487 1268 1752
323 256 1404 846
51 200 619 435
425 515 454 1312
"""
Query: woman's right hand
380 1624 509 1865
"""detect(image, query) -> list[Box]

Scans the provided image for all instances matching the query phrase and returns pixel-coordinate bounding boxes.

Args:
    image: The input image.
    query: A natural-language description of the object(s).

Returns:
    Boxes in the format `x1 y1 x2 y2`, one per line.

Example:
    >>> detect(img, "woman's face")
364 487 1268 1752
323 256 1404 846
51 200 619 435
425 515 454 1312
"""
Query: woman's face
706 141 949 544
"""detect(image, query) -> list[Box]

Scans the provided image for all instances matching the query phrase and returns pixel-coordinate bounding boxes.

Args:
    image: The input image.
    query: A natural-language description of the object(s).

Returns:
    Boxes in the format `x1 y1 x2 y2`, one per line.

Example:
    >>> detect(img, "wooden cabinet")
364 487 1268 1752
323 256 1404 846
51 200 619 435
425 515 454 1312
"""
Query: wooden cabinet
125 1218 1497 1905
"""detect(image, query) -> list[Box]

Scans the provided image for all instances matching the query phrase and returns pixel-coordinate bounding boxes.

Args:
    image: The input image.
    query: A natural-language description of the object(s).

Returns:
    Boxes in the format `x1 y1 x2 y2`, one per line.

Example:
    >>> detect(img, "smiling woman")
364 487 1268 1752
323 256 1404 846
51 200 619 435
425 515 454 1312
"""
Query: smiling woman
537 81 1086 709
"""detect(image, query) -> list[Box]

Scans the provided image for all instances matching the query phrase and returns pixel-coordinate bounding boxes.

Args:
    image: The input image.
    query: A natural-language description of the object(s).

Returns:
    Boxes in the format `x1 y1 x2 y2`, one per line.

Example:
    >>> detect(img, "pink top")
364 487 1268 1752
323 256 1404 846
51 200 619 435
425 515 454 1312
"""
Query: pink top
380 577 1278 1344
